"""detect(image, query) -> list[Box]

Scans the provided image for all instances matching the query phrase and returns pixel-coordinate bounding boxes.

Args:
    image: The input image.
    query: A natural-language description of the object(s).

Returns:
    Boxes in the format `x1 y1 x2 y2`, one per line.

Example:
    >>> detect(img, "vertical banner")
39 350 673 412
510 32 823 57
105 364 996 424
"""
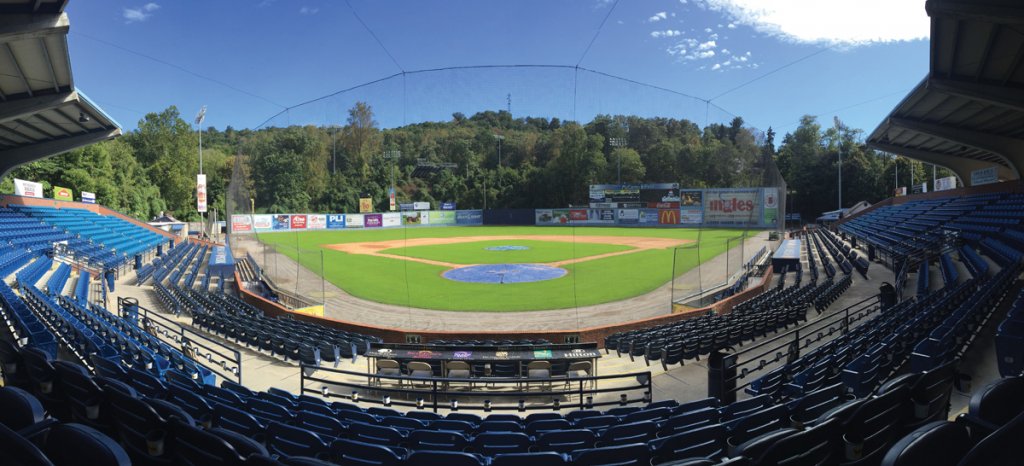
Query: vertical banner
197 174 208 213
53 186 73 202
81 191 96 204
359 197 373 213
388 188 396 211
13 178 42 198
762 187 779 225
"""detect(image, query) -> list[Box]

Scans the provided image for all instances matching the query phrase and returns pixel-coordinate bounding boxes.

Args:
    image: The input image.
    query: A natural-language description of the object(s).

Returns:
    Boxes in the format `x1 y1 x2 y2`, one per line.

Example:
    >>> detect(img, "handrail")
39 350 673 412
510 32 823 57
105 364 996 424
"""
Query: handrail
119 297 243 384
708 294 882 403
301 364 653 413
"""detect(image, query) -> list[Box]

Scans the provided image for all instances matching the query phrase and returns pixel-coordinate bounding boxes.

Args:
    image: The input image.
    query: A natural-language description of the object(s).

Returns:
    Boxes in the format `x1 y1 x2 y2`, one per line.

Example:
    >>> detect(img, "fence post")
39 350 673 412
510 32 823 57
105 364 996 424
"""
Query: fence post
578 380 585 410
432 380 439 413
707 351 737 404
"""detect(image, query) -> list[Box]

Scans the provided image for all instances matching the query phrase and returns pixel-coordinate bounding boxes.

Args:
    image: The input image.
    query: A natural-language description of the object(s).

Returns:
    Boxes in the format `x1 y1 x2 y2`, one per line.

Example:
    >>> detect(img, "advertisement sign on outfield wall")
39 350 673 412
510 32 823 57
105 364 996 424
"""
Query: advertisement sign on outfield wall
702 189 761 226
430 211 456 225
359 197 373 213
81 191 96 204
762 187 779 226
589 209 616 224
456 210 483 225
345 214 364 228
272 215 290 230
617 209 639 224
680 190 702 208
680 209 704 224
253 215 273 231
231 215 253 232
638 209 661 224
403 211 423 225
382 213 402 227
307 214 327 229
327 214 345 229
364 214 383 228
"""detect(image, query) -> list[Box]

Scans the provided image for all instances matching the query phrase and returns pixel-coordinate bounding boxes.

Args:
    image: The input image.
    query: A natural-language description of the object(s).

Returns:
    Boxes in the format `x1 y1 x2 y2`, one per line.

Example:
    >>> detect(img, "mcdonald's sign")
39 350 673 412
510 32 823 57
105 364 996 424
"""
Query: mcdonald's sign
658 209 680 225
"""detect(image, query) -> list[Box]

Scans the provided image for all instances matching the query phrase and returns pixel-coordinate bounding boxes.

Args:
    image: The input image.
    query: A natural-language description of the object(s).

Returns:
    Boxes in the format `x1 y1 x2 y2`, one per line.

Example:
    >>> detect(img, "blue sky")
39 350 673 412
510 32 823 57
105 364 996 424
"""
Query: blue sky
68 0 930 138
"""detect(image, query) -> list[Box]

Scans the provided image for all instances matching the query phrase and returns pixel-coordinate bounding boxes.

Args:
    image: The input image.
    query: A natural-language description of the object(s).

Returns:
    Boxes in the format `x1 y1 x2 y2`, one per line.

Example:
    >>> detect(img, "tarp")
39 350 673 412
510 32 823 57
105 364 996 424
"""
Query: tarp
208 245 236 277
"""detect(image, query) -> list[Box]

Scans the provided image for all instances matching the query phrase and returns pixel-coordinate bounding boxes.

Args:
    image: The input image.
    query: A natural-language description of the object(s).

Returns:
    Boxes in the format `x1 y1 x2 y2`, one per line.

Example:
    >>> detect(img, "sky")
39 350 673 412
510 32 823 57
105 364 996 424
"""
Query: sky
67 0 931 139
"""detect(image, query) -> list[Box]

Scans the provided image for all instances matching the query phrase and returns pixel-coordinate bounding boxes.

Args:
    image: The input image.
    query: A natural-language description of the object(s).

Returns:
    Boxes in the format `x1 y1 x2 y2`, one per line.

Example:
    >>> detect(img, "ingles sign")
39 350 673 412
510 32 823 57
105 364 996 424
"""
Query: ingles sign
702 189 761 226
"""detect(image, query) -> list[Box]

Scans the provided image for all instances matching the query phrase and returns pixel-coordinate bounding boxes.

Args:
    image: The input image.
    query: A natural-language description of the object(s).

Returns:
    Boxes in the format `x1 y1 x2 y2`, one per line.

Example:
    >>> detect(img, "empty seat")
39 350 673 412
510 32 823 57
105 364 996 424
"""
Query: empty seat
490 451 568 466
880 421 972 466
536 429 597 454
330 438 404 466
570 443 652 466
406 450 485 466
43 423 131 466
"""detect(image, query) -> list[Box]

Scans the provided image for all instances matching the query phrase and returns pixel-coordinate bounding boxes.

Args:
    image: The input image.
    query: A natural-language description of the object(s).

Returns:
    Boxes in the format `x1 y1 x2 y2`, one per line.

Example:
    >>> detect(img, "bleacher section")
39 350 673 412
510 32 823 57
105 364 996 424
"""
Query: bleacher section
9 205 166 269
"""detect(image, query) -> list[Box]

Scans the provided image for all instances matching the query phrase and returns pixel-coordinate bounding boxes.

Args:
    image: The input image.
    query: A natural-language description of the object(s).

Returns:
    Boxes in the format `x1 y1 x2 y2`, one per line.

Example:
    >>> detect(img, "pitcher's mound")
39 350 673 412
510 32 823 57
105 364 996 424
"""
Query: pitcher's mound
443 263 566 284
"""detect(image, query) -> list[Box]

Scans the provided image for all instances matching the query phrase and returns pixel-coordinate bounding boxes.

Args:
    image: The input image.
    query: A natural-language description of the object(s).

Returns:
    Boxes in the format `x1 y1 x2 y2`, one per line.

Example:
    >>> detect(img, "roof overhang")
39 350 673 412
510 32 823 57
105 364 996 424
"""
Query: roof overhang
867 0 1024 185
0 1 121 177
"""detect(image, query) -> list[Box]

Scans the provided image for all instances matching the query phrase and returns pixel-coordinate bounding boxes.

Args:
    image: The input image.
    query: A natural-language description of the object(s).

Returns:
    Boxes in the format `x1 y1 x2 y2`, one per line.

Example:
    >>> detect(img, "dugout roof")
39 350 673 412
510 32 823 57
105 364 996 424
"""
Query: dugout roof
0 0 121 177
867 0 1024 184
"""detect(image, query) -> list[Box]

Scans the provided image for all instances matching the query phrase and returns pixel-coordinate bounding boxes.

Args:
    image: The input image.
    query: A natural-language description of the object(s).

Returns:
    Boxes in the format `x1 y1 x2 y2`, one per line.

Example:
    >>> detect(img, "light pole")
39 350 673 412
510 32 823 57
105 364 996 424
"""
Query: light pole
609 137 627 185
195 105 206 239
834 117 842 210
383 150 400 212
492 134 504 204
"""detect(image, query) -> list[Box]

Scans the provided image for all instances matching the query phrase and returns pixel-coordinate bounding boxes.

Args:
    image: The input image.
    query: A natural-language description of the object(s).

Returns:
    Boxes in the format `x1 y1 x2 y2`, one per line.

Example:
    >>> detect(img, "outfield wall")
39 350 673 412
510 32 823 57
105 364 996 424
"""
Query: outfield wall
230 210 484 234
234 264 773 348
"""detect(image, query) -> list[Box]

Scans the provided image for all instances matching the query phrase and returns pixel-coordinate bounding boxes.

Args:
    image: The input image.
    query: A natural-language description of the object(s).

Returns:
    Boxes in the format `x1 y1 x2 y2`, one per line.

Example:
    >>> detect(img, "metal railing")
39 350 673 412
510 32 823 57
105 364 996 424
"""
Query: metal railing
300 365 653 413
118 297 243 384
708 294 882 403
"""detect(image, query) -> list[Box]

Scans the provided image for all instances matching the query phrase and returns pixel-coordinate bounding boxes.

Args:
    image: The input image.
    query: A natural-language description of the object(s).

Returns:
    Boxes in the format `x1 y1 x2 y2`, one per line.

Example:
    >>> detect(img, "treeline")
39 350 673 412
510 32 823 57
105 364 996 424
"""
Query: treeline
0 104 946 222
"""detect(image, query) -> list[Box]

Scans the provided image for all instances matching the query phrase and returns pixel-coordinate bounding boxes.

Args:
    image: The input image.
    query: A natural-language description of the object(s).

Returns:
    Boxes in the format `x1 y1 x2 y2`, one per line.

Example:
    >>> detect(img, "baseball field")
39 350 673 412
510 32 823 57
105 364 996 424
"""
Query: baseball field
256 226 745 312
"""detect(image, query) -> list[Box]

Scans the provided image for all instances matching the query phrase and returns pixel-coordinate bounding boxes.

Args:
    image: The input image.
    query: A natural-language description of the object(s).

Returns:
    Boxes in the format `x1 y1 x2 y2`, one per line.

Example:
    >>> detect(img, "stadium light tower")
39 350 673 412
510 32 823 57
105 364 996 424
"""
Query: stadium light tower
609 120 629 185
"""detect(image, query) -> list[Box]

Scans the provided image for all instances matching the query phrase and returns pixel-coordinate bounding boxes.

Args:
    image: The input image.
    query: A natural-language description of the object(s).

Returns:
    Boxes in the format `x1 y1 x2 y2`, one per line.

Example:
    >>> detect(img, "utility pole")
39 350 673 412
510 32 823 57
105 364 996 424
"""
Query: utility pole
195 105 207 239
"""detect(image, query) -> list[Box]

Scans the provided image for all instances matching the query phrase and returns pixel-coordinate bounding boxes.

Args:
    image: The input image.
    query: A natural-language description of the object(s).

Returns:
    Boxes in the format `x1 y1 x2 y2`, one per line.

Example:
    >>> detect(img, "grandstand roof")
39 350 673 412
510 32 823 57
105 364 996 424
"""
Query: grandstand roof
0 0 120 177
867 0 1024 185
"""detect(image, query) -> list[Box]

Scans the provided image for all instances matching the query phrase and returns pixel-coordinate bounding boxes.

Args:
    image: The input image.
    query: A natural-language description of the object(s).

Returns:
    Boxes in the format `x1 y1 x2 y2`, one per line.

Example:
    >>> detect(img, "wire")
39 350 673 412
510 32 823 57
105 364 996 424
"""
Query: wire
71 32 286 109
773 88 912 130
710 47 832 102
343 0 405 73
577 0 621 67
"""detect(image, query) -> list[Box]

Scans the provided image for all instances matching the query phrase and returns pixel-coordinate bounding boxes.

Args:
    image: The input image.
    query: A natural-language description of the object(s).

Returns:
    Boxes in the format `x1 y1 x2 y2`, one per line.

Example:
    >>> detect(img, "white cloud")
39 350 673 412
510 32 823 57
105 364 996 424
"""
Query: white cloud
698 0 928 45
679 0 688 4
697 50 715 59
299 6 319 14
712 63 722 70
123 3 159 23
704 27 712 33
697 40 716 50
727 22 737 29
651 29 682 38
649 11 668 22
721 48 730 54
709 33 719 40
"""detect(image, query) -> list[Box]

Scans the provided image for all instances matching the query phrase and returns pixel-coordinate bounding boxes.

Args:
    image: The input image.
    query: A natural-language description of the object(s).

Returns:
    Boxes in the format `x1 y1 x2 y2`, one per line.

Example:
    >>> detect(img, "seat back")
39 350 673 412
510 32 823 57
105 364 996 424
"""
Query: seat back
44 423 131 466
649 424 726 464
472 432 532 456
0 386 46 430
967 376 1024 427
330 438 404 466
757 417 840 466
171 419 244 466
536 429 596 453
490 452 568 466
408 429 470 452
880 421 971 466
958 409 1024 466
266 421 328 458
406 450 485 466
571 443 652 466
0 421 53 466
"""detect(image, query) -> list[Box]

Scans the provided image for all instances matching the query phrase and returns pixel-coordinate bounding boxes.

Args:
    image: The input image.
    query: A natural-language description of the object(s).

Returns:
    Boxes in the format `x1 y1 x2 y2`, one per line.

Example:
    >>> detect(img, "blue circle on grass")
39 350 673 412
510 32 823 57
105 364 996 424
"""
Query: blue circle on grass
484 245 530 251
443 264 567 284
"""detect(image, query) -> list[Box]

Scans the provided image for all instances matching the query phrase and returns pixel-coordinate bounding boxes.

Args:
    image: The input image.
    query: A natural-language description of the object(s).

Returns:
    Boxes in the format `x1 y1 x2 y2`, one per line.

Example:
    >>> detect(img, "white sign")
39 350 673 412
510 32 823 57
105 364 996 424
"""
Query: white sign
345 214 364 228
81 191 96 204
681 209 704 224
14 178 42 198
382 213 402 227
253 215 272 230
971 166 998 186
413 202 430 211
307 214 327 230
197 174 208 213
935 176 957 192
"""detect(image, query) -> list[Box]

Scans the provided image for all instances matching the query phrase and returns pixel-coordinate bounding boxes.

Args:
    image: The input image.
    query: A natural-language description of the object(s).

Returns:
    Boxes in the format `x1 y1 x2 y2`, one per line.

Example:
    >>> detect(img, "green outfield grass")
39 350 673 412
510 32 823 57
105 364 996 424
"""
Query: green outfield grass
381 239 633 265
256 226 747 312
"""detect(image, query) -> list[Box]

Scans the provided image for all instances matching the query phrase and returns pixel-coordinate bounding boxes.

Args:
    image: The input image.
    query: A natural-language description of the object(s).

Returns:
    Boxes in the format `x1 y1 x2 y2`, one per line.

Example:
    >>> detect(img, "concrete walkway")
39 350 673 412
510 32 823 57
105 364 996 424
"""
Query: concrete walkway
230 230 775 332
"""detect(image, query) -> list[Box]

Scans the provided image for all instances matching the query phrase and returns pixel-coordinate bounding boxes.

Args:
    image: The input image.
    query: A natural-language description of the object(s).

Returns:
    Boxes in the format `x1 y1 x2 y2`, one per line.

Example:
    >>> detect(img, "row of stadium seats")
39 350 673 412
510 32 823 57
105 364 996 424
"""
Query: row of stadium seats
2 335 996 466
